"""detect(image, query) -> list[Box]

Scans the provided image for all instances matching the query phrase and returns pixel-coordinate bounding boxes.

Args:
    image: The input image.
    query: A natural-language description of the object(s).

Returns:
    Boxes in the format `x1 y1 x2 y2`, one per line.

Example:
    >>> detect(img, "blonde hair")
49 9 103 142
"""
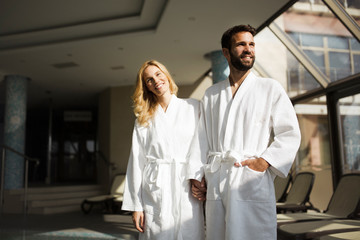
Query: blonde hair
133 60 178 126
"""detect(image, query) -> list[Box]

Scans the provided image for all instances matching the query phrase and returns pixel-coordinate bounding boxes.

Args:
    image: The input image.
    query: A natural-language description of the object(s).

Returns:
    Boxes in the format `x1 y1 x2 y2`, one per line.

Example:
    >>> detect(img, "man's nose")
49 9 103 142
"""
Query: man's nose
244 44 251 51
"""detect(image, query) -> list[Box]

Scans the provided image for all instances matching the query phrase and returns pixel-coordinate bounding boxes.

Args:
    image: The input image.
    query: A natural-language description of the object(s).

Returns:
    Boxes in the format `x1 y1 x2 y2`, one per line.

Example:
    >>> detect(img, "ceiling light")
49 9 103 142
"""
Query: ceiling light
52 62 79 69
111 66 125 70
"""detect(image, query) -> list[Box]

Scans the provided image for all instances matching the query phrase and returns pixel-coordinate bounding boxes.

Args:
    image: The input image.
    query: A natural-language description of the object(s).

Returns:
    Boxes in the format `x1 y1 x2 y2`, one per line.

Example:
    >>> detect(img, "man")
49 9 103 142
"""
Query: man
187 25 301 239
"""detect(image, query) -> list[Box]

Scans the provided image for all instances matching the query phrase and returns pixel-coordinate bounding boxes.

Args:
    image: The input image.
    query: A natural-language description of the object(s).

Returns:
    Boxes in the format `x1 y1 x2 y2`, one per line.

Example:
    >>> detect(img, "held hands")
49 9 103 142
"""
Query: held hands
190 177 207 201
132 211 145 232
235 157 270 172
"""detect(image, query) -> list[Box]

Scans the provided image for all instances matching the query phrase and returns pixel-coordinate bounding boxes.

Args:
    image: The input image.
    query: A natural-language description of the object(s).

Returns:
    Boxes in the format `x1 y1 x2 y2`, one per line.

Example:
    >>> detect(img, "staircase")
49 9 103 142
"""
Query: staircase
3 184 104 215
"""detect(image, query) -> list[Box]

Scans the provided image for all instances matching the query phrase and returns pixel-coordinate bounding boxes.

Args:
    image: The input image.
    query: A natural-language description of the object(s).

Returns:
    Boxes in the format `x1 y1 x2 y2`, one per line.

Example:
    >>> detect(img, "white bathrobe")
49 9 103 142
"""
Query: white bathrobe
188 72 301 240
122 95 205 240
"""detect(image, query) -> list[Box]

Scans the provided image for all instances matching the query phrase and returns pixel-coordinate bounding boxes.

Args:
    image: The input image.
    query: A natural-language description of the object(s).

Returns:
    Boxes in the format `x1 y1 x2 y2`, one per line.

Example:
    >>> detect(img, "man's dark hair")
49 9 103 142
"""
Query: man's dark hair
221 25 256 50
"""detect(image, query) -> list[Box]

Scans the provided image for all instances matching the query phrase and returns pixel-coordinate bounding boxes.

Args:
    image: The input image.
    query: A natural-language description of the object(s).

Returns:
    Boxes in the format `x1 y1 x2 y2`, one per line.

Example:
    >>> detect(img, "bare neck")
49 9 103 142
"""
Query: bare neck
229 69 250 98
157 92 172 112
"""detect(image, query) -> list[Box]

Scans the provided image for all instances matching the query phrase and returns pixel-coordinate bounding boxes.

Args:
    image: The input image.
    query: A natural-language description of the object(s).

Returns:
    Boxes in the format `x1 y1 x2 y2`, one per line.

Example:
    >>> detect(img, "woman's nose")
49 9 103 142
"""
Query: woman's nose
153 76 160 83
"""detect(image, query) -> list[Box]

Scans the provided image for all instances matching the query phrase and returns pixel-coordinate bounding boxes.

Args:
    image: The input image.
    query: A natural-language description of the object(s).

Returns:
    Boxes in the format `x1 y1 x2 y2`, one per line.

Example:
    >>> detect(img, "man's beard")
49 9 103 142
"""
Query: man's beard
230 50 255 71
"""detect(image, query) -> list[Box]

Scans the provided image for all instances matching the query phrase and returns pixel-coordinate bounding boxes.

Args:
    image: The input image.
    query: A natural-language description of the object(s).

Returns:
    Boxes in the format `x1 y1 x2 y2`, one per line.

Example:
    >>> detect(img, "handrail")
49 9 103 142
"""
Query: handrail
94 151 116 190
0 144 40 215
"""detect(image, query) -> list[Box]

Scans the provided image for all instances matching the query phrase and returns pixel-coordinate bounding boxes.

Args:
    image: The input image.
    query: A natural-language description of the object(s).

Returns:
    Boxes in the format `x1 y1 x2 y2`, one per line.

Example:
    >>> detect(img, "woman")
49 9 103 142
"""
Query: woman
121 60 204 240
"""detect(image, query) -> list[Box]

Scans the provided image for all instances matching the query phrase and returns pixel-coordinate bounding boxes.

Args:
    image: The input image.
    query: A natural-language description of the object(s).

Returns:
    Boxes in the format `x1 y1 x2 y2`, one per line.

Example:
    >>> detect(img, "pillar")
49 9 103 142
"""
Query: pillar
206 50 229 84
3 75 28 189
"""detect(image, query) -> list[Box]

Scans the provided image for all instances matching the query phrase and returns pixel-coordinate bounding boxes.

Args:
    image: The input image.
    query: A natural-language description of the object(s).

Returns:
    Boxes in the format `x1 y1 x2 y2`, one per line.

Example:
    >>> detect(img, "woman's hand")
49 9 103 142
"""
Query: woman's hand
132 211 145 232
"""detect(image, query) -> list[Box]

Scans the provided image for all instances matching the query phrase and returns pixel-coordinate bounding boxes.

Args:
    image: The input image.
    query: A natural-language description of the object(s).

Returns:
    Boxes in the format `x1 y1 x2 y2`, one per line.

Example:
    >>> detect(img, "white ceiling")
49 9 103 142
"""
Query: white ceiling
0 0 289 109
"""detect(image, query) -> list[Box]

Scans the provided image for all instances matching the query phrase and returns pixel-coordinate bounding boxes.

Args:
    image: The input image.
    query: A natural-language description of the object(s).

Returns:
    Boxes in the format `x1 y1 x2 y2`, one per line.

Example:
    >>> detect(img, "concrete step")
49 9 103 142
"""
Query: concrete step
7 184 102 195
30 197 87 208
28 204 82 215
4 184 106 215
26 189 104 201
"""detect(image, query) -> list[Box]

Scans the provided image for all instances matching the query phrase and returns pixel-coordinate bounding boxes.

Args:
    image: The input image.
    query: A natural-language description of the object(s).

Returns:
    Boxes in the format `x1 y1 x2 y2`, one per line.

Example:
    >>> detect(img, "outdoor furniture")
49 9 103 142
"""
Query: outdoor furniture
274 174 292 202
276 172 315 213
277 173 360 226
81 174 126 214
277 219 360 240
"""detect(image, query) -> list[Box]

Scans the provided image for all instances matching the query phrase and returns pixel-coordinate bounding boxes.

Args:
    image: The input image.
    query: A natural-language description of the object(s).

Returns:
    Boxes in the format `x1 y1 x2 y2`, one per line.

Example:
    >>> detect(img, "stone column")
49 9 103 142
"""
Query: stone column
3 75 28 189
206 50 229 84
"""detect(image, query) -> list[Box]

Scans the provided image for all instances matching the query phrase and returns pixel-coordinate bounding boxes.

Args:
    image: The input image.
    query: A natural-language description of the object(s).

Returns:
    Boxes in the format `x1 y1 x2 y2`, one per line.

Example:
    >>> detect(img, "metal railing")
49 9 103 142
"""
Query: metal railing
0 144 40 215
94 151 116 190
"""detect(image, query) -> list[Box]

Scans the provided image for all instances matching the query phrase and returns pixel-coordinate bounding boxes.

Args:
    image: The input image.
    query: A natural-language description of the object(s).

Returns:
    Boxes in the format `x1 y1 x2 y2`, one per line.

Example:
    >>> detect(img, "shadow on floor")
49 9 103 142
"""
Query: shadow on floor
0 211 138 240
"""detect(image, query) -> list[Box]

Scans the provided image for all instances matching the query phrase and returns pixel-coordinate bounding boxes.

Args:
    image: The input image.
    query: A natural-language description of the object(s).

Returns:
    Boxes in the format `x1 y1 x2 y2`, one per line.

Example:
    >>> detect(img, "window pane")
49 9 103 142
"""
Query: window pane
338 0 360 17
254 27 321 98
328 35 349 49
286 52 320 93
288 31 300 45
351 38 360 51
339 93 360 173
329 52 351 81
354 54 360 71
304 50 325 69
274 0 359 83
294 97 333 210
301 33 323 47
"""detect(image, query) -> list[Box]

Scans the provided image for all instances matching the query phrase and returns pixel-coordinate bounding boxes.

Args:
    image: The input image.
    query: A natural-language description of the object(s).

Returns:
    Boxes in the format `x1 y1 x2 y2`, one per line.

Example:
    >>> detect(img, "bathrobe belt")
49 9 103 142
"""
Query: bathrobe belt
207 150 256 173
144 155 186 240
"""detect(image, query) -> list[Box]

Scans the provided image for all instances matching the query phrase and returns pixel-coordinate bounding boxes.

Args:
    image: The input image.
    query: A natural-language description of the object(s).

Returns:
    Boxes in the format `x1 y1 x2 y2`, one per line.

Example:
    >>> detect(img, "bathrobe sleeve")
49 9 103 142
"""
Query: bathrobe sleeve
260 82 301 178
187 99 210 181
121 121 146 211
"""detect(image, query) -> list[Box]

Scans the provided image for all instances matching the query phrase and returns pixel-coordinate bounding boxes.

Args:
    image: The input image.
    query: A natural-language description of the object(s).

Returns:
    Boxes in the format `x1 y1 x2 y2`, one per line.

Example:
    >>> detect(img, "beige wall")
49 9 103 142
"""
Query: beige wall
109 86 136 175
98 85 135 188
98 88 111 188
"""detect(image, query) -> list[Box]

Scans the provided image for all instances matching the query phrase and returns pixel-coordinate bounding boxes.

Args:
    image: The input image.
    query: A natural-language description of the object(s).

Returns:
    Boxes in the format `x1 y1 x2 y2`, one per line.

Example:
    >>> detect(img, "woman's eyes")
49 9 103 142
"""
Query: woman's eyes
146 72 163 83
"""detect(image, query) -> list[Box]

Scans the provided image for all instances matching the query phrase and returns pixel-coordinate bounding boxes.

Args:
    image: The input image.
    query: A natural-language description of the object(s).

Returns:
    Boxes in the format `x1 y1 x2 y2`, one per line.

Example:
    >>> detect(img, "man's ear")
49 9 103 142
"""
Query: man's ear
222 48 230 62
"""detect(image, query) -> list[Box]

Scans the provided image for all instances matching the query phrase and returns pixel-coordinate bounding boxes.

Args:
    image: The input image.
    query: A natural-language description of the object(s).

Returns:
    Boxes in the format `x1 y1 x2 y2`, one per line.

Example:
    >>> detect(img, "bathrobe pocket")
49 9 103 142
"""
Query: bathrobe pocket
234 166 271 202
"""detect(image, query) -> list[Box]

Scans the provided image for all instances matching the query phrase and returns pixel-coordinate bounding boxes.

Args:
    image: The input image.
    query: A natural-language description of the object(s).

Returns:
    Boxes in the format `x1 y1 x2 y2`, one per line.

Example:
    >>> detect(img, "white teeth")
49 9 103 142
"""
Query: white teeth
155 83 163 89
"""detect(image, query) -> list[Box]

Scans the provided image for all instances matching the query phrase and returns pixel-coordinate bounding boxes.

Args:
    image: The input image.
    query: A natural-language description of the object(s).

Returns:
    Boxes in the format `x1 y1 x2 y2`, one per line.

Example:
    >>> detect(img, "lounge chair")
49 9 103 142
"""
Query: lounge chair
277 219 360 240
319 230 360 240
277 173 360 225
81 174 126 214
274 174 292 202
276 172 316 213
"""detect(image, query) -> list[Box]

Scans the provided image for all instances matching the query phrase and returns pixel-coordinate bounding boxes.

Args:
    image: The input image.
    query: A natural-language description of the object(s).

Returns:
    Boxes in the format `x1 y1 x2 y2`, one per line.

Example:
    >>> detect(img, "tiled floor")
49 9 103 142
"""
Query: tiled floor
0 211 138 240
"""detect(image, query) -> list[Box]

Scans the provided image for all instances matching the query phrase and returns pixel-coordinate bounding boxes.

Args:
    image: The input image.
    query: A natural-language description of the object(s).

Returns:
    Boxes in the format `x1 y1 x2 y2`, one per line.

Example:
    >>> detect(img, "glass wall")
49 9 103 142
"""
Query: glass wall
294 98 333 209
254 0 360 210
275 0 360 84
339 93 360 173
254 28 321 98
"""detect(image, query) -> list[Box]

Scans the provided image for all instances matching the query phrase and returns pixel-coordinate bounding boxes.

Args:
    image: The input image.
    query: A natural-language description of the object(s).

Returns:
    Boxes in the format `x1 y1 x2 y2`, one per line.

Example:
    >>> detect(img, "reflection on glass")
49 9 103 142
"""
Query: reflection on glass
64 141 78 155
86 140 95 152
254 27 320 98
295 99 331 169
351 38 360 51
338 0 360 19
302 33 323 47
354 54 360 70
303 50 325 70
329 52 351 81
274 0 360 83
339 93 360 173
328 35 349 49
294 97 333 209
